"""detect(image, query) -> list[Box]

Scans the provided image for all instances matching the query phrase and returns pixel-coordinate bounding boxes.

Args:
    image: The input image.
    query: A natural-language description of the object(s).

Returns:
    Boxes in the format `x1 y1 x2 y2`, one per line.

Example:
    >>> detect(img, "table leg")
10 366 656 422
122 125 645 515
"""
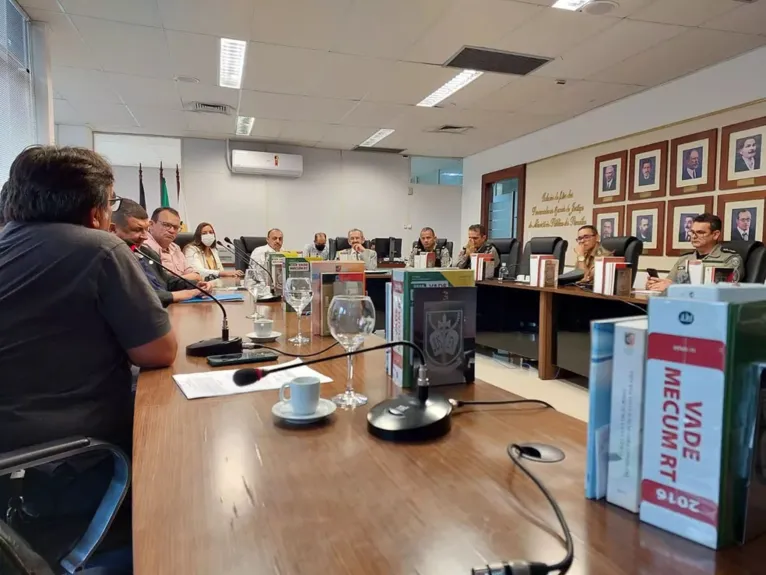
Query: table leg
538 291 556 380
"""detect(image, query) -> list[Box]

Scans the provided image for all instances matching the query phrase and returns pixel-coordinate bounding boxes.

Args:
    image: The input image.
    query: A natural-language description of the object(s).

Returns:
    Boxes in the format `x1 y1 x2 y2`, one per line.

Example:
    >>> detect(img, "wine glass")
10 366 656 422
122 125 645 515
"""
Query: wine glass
328 295 376 408
284 277 313 345
244 269 261 319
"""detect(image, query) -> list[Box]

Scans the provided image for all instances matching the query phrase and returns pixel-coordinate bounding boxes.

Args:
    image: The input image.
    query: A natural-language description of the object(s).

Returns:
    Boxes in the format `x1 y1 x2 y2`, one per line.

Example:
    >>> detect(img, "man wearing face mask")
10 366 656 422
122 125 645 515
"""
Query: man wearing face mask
183 221 244 283
304 232 329 260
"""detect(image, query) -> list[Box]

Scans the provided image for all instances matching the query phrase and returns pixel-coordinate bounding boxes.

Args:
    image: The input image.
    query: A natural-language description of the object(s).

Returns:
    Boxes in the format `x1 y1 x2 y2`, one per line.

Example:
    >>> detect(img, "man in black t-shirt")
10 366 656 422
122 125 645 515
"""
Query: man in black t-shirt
0 146 177 563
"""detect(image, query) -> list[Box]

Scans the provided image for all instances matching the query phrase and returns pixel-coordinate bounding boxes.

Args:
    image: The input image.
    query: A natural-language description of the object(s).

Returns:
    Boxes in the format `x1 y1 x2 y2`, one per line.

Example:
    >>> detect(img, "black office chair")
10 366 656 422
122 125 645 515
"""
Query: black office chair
721 240 766 283
234 236 268 272
601 236 643 286
518 237 568 276
492 238 521 276
410 239 455 260
0 438 130 575
332 237 370 259
173 232 195 251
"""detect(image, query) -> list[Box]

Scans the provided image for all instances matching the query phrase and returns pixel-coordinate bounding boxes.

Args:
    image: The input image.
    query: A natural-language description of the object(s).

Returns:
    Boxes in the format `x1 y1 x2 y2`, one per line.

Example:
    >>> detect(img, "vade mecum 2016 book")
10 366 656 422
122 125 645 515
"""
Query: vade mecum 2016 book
640 284 766 549
390 269 475 388
411 287 477 387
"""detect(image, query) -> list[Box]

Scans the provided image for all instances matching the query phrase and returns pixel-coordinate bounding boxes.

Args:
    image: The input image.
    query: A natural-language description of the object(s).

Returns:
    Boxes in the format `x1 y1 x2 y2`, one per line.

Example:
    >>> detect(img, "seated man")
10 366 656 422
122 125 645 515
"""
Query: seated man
335 228 377 270
250 228 284 284
112 199 207 306
0 182 7 232
144 207 201 281
304 232 329 260
574 224 611 283
455 224 500 271
408 227 451 267
0 146 177 560
646 213 744 291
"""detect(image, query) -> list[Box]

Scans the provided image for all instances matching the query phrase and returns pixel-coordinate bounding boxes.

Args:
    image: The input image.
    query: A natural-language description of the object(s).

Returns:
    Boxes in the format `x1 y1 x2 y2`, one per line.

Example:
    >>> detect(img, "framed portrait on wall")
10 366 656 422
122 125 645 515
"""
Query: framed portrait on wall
628 140 668 201
664 196 714 256
717 189 766 243
719 116 766 190
669 129 717 196
593 205 625 239
626 200 665 256
593 150 627 205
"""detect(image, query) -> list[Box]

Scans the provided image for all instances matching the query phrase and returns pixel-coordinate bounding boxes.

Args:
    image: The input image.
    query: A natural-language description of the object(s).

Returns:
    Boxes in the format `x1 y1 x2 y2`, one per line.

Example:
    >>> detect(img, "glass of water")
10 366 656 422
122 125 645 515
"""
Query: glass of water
244 268 261 319
327 295 376 408
285 277 313 345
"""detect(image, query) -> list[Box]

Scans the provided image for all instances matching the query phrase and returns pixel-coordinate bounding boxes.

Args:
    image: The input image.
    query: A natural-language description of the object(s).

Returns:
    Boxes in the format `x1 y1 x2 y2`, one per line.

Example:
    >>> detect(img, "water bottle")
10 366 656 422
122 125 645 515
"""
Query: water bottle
498 262 510 282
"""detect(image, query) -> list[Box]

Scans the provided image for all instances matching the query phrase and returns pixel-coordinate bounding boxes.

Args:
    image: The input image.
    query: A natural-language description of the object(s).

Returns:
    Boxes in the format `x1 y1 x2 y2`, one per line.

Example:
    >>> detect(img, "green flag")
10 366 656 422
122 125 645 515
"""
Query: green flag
160 166 170 208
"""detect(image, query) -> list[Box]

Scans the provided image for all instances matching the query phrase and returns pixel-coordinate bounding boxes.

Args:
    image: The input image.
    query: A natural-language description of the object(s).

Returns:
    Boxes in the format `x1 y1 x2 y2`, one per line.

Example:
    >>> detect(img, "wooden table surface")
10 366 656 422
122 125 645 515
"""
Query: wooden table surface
477 279 652 306
133 295 765 574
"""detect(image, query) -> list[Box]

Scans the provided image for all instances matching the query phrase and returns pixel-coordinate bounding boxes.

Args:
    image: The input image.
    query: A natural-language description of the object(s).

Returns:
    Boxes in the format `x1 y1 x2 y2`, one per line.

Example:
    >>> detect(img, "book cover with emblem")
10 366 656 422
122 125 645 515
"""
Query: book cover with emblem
390 269 475 388
310 261 366 335
411 287 476 386
640 288 766 548
282 256 322 314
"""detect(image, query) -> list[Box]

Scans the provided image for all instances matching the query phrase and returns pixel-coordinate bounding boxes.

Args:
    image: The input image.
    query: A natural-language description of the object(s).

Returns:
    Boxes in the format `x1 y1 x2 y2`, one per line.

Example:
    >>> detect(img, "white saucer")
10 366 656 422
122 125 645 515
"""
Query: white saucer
245 331 281 343
272 398 336 424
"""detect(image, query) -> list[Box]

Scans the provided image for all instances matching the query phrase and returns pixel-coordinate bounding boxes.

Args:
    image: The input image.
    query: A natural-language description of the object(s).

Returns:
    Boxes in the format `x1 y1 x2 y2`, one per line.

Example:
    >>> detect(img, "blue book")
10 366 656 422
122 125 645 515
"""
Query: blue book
180 293 245 304
585 316 644 499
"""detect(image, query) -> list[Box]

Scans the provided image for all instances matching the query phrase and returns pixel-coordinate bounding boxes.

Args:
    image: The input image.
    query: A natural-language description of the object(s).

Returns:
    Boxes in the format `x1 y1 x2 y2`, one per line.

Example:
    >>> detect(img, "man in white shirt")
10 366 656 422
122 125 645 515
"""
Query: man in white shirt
249 228 283 284
335 228 377 270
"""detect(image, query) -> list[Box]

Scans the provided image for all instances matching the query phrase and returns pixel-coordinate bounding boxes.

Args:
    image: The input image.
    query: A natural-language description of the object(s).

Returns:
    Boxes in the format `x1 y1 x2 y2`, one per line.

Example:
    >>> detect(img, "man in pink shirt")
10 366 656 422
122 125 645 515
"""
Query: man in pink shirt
145 207 201 281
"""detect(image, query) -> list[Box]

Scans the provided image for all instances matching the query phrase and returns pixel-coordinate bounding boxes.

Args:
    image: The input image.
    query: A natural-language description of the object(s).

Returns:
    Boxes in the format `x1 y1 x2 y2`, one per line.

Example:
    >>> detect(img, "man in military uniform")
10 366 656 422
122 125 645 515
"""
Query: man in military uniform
646 213 743 291
574 224 611 283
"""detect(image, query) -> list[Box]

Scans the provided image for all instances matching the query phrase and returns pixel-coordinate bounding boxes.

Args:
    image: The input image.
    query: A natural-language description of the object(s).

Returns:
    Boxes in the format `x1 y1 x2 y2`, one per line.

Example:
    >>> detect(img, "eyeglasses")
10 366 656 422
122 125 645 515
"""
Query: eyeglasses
688 230 710 238
109 197 122 212
576 234 595 243
158 221 181 232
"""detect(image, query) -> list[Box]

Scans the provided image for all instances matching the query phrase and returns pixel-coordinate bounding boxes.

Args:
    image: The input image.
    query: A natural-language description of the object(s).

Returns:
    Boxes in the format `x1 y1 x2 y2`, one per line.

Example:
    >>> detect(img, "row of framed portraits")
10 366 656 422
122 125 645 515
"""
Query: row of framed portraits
593 189 766 257
593 115 766 205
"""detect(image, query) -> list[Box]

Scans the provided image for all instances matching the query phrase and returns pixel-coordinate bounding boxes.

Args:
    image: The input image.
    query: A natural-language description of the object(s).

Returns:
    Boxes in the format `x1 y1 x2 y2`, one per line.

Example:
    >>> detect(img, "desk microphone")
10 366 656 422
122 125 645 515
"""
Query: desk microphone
222 237 275 286
232 341 453 442
136 246 243 357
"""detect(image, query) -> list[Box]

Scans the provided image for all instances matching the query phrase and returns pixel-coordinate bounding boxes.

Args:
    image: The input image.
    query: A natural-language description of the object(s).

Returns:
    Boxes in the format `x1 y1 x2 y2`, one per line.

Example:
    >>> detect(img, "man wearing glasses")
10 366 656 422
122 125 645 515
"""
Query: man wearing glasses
574 225 611 283
144 207 201 280
646 213 744 291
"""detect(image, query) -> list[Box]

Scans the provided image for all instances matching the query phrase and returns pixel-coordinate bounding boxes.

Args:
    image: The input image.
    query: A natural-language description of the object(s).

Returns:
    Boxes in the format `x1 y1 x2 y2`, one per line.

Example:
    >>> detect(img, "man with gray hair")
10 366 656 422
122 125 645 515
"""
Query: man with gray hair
335 228 377 270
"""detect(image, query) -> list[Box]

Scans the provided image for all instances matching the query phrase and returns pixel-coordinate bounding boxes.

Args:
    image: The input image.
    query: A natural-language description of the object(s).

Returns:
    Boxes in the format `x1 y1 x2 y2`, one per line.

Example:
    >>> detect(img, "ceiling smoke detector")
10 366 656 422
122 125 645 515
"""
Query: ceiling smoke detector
583 0 620 15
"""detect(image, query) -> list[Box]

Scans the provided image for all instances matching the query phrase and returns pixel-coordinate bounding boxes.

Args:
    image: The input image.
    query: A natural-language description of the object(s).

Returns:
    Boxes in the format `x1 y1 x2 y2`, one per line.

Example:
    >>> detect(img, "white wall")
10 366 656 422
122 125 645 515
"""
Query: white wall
177 139 462 251
55 125 92 148
462 45 766 234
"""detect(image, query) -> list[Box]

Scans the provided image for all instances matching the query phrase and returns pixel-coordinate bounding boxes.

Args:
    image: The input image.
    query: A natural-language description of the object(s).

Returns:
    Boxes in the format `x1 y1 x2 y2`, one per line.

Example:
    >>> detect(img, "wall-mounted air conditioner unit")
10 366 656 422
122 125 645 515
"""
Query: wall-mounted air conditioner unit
230 149 303 178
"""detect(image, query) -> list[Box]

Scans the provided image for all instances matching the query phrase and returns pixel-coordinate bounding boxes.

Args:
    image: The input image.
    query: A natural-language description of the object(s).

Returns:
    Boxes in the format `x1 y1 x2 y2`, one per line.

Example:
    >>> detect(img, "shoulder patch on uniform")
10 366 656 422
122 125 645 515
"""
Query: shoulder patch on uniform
721 247 738 254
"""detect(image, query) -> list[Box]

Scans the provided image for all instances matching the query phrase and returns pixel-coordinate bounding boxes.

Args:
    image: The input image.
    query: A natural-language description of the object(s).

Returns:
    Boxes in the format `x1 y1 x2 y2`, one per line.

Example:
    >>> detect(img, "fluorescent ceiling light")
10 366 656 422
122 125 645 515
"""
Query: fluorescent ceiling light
416 69 483 108
552 0 590 10
359 129 395 147
236 116 255 136
219 38 247 89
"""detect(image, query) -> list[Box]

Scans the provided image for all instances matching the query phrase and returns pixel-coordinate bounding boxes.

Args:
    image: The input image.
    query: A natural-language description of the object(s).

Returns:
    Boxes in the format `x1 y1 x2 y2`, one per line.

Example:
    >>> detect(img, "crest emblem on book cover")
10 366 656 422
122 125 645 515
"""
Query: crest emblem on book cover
426 310 463 366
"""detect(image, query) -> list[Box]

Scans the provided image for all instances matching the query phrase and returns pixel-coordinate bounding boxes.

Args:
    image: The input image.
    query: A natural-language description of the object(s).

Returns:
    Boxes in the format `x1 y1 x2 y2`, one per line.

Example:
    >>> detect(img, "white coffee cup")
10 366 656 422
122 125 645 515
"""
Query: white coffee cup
279 376 320 415
253 318 273 338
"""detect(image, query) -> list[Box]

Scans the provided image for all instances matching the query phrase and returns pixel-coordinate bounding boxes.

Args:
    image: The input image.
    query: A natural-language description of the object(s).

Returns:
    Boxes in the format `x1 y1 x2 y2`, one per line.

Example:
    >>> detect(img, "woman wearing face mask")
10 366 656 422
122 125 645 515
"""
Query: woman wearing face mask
183 222 244 283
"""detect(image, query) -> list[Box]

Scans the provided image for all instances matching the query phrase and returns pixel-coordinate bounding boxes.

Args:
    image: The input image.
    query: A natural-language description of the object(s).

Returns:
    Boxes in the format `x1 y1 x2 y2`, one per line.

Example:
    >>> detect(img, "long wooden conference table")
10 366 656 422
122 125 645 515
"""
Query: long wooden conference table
133 296 765 574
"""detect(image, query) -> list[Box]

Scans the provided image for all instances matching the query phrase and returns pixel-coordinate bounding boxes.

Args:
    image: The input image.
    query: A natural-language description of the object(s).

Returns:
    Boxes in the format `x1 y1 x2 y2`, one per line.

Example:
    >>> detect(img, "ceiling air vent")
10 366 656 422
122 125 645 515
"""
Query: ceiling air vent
351 146 406 154
186 102 232 115
428 125 474 135
445 46 551 76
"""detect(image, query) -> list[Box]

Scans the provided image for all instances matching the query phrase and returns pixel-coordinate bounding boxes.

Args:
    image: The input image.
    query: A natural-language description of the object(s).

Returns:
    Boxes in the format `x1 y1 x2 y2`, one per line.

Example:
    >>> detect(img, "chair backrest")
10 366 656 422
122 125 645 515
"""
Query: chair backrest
492 238 521 275
410 238 454 259
333 237 370 255
721 240 766 283
235 236 268 271
0 520 55 575
518 237 568 276
600 236 643 286
173 232 195 251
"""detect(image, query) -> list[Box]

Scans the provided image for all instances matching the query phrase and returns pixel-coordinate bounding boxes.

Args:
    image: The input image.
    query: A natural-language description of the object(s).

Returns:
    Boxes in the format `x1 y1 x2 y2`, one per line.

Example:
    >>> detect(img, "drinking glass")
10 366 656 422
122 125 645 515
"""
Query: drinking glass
285 277 313 345
327 295 376 408
244 269 261 319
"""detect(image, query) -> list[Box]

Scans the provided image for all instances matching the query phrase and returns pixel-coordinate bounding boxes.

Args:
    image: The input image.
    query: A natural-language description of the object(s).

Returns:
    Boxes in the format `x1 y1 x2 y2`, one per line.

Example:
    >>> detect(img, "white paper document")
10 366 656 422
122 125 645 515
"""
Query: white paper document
172 359 333 400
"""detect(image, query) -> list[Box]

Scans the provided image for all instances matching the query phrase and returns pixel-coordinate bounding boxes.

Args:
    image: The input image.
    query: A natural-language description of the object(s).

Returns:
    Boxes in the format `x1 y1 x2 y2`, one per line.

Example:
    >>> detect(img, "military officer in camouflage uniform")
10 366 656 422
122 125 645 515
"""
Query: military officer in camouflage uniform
646 213 743 291
575 224 612 283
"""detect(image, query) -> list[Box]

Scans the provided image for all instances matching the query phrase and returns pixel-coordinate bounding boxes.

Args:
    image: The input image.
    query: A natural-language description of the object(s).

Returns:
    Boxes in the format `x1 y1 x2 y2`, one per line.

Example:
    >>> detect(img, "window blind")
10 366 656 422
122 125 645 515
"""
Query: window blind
0 0 34 182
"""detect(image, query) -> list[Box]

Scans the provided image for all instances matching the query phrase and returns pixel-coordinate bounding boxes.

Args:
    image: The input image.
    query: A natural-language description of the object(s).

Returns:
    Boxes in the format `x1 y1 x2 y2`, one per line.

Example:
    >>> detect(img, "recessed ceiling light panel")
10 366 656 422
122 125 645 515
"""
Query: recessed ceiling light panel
359 129 395 147
219 38 247 89
236 116 255 136
552 0 591 10
416 70 483 108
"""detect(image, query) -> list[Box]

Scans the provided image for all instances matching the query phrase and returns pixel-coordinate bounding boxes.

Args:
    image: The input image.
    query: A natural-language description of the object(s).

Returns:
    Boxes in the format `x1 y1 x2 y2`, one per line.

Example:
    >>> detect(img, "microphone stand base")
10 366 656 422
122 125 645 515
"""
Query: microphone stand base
367 394 452 442
186 337 243 357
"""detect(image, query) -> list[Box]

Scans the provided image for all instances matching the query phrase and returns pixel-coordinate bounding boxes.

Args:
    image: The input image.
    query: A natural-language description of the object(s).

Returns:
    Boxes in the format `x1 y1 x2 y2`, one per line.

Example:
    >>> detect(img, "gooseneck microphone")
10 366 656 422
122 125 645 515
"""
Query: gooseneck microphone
232 341 453 442
222 237 275 286
136 246 242 357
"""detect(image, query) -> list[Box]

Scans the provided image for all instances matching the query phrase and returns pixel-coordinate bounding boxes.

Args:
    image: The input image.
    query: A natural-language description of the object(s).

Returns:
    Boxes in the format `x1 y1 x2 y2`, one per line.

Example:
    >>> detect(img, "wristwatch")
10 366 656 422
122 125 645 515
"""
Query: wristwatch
577 256 585 262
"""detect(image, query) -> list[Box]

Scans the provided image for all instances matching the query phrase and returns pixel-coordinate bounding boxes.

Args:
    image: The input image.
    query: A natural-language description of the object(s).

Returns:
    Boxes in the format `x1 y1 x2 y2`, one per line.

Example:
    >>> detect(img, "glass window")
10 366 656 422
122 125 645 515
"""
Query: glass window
410 157 462 186
487 177 518 239
0 0 35 181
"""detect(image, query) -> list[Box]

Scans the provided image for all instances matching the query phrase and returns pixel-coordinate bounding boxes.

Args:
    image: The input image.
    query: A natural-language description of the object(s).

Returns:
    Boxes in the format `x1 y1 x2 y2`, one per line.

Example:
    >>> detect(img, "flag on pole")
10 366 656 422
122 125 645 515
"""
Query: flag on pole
176 164 187 231
159 162 170 208
138 163 146 210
